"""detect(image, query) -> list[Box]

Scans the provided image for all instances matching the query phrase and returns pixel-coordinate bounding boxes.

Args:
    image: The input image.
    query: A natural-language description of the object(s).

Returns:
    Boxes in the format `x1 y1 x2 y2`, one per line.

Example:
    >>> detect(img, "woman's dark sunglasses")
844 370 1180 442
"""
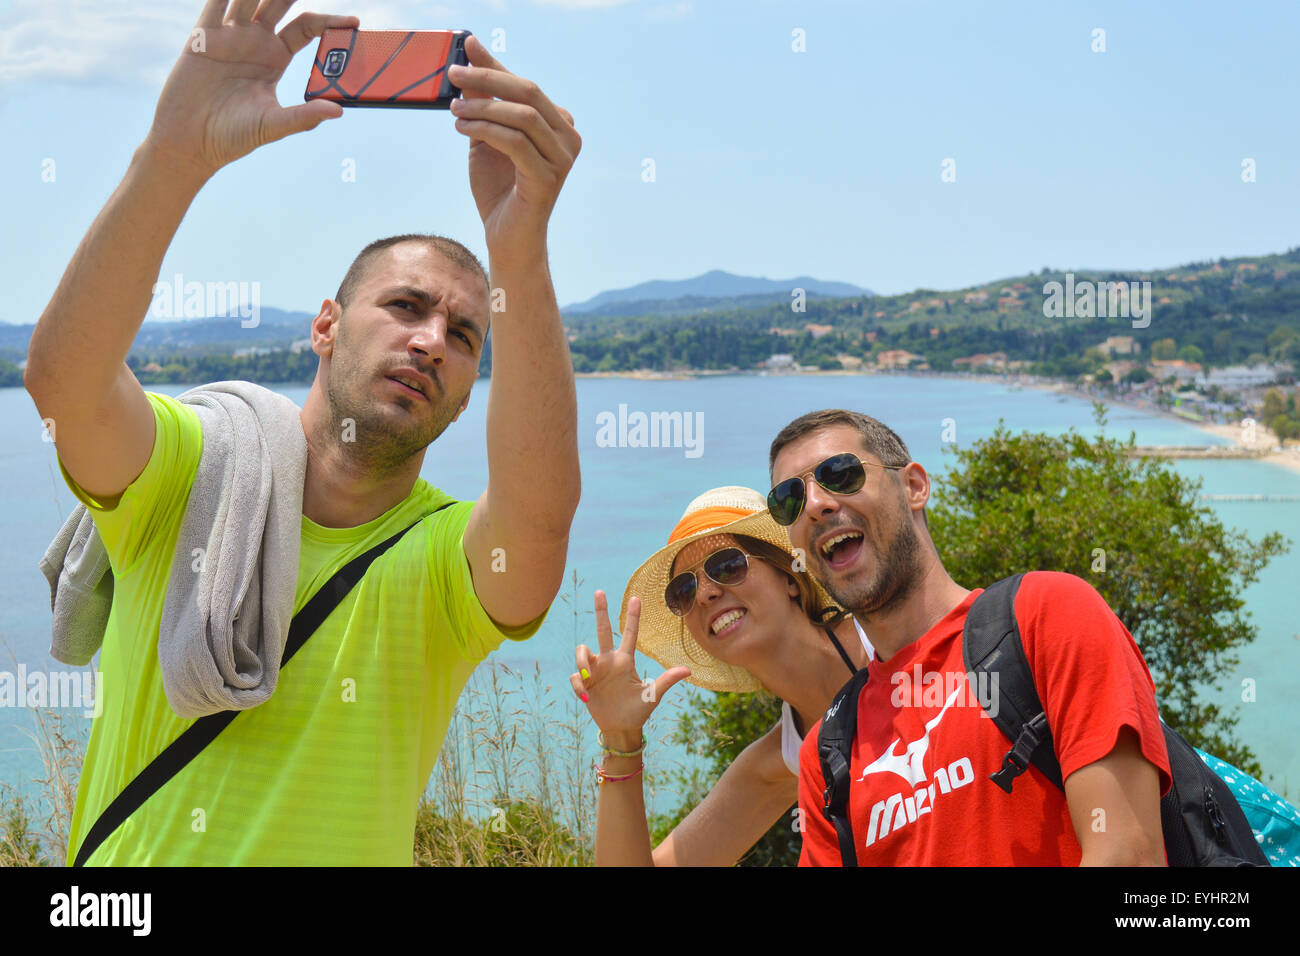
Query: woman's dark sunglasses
766 453 904 527
665 547 762 617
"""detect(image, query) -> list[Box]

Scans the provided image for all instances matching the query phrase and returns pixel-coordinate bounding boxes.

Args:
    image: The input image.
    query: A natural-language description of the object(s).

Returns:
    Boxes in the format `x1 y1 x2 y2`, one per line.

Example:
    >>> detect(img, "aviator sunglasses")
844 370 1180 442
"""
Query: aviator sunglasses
665 547 767 617
766 453 904 526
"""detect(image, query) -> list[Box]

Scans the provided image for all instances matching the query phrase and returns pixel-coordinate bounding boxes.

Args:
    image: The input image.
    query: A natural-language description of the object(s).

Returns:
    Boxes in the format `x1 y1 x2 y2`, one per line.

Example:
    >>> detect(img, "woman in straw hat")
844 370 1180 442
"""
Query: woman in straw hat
570 486 872 866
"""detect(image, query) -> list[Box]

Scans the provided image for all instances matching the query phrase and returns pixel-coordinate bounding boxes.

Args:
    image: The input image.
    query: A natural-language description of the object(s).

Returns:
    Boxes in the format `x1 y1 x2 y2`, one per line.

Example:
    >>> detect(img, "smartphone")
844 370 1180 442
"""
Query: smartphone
305 28 471 110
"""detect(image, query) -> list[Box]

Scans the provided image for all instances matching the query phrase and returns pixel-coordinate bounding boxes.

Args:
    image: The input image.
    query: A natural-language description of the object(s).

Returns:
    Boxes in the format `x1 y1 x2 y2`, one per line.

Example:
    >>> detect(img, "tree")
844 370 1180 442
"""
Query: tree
1261 388 1287 423
1177 344 1204 364
1266 325 1297 358
1212 329 1233 361
0 359 22 388
1151 338 1177 360
927 410 1287 775
650 688 797 866
1271 413 1300 442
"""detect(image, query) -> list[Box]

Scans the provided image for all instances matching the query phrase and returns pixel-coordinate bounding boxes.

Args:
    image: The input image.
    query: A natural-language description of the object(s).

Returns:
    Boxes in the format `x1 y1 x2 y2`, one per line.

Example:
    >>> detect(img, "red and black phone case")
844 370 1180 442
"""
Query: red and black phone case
305 28 470 109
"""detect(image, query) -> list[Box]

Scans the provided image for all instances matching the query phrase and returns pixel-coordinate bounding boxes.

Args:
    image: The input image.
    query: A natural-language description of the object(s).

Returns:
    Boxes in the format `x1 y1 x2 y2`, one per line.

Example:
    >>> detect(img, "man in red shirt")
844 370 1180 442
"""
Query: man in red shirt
766 409 1172 865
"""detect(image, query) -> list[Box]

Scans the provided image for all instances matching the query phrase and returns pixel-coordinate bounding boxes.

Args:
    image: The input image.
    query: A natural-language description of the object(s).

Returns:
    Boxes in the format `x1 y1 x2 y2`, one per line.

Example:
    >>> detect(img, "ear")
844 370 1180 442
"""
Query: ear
786 572 800 600
311 300 342 358
900 461 930 513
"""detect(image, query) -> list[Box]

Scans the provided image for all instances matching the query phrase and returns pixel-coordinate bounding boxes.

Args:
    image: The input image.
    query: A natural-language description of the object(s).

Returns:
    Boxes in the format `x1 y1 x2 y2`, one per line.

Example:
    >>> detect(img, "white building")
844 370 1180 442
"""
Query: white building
1203 364 1288 390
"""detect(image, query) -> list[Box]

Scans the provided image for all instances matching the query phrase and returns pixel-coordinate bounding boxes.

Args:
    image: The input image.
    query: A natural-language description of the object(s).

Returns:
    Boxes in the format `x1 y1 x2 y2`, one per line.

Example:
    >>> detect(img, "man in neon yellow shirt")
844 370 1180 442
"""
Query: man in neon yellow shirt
25 1 581 865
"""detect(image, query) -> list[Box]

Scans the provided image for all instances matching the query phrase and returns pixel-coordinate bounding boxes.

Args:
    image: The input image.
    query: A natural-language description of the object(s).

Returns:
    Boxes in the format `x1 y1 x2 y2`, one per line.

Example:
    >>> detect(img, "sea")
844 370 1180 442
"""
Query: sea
1 374 1297 818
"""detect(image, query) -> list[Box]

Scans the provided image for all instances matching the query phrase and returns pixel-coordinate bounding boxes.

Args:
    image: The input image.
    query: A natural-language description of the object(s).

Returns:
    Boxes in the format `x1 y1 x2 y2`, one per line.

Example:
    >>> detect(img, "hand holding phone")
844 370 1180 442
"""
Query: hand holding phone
444 35 581 263
305 29 471 109
144 2 359 181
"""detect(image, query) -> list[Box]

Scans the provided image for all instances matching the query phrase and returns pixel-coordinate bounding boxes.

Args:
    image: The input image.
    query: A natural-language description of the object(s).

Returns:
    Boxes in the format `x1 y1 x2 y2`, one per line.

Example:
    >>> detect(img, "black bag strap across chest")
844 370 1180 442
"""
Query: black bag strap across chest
73 504 448 867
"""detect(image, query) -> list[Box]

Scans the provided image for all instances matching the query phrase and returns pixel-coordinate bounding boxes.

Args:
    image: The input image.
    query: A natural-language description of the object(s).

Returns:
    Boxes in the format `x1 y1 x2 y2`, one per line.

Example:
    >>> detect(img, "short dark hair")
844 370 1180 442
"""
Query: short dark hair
335 234 488 308
768 409 912 475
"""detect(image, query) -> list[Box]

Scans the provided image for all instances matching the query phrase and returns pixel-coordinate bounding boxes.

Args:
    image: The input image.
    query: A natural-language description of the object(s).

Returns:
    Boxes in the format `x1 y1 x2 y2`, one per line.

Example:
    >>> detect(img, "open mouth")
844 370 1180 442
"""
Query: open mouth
820 530 865 571
386 376 428 401
710 608 747 637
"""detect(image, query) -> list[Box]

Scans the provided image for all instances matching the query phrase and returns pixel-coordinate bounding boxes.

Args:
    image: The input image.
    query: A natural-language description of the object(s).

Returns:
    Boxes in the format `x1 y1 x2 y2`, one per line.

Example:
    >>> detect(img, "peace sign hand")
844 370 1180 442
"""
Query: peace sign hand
570 592 691 751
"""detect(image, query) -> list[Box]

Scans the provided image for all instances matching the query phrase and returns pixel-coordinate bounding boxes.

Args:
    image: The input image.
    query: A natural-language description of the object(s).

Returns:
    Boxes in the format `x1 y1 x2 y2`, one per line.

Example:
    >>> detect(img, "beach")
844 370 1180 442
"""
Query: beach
1188 420 1300 475
972 372 1300 476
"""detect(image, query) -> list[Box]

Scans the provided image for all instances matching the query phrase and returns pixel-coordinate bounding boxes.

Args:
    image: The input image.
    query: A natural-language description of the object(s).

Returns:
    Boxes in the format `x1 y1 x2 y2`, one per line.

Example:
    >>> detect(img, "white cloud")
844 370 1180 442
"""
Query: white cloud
0 1 191 87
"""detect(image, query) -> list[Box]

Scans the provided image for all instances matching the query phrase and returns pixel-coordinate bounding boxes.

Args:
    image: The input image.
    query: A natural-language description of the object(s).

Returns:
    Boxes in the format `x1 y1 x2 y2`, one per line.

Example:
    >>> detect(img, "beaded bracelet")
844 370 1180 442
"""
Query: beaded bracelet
598 731 646 758
596 763 645 785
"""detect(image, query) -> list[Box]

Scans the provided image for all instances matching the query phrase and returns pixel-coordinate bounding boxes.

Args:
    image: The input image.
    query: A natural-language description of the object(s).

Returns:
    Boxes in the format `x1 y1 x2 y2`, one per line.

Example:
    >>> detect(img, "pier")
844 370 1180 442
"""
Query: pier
1200 494 1300 503
1128 446 1270 460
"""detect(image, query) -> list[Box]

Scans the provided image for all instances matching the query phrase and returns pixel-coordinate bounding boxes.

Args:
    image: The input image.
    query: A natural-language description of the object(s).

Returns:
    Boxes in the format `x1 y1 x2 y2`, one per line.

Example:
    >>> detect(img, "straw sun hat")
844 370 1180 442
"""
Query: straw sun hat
618 486 844 694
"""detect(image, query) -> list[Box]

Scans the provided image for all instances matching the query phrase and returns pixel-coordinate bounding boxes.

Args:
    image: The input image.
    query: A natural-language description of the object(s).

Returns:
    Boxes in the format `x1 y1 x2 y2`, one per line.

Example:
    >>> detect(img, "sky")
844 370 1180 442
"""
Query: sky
2 0 1299 324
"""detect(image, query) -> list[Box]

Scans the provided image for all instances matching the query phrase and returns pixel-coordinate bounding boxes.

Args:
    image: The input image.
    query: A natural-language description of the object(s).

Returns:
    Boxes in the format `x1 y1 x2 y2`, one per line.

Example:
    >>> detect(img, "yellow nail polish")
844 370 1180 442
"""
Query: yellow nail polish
580 668 590 680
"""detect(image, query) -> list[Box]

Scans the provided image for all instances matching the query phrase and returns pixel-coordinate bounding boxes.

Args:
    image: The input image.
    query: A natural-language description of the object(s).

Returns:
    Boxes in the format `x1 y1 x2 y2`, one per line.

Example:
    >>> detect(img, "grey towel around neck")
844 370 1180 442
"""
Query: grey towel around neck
40 381 308 719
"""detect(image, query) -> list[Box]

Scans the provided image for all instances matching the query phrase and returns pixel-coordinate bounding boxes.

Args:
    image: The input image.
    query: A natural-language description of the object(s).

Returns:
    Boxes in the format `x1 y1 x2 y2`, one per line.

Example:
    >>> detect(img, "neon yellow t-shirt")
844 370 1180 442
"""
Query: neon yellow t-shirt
60 391 544 865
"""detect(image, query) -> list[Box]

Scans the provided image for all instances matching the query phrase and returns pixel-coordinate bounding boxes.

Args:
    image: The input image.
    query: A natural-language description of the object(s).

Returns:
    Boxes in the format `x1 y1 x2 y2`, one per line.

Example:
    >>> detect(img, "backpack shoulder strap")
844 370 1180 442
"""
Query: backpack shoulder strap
961 573 1064 793
72 504 448 867
817 666 871 866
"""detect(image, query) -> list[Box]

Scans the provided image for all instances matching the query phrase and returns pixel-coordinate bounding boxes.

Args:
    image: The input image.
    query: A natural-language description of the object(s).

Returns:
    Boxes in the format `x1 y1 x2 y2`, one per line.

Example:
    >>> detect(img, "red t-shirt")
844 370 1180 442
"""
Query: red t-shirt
797 572 1172 866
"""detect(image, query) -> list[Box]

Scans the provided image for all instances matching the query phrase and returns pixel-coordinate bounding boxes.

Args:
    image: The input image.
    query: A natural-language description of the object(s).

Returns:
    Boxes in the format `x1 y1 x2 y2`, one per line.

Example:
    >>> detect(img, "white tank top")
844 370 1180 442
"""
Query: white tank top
779 618 874 776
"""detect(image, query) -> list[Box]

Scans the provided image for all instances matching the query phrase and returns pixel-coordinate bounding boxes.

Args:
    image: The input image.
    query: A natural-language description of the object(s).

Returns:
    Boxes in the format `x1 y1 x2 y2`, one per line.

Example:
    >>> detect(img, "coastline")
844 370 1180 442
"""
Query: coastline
1010 377 1300 476
573 367 1300 475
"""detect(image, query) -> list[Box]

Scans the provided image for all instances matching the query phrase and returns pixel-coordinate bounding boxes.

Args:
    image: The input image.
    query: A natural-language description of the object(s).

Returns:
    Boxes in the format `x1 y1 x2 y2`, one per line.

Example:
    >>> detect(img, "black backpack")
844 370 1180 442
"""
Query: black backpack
817 574 1269 867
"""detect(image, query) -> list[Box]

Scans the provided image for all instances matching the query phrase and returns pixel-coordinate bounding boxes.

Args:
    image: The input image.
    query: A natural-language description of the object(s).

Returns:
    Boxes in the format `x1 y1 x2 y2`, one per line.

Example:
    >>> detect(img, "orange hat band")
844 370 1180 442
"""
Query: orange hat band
667 506 760 545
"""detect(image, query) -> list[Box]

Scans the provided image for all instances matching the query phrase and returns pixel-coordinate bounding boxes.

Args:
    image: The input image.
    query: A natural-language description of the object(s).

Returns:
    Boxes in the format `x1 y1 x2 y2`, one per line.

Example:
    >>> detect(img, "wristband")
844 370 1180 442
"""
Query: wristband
598 731 646 758
595 762 645 785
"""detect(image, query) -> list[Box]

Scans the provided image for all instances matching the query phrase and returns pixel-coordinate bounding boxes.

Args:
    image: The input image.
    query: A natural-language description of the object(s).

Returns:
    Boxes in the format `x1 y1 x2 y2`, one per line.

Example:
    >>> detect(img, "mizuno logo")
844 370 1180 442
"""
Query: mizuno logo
859 685 962 788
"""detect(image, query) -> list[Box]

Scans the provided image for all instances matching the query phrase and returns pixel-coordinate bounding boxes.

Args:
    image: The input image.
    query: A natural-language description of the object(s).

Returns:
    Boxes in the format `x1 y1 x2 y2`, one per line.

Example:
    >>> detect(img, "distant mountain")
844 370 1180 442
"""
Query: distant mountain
1 273 873 357
0 307 315 362
562 270 872 315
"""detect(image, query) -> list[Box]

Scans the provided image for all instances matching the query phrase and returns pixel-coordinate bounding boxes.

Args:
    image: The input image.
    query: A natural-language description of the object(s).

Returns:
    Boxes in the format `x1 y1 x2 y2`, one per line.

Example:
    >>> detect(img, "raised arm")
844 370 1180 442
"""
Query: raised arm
571 594 685 865
24 1 356 502
572 593 796 866
450 38 582 628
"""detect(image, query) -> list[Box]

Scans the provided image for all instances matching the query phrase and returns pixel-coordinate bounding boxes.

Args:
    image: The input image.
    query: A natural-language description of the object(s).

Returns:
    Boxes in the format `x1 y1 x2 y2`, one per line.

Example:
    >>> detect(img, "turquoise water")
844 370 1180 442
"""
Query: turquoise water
1 375 1296 814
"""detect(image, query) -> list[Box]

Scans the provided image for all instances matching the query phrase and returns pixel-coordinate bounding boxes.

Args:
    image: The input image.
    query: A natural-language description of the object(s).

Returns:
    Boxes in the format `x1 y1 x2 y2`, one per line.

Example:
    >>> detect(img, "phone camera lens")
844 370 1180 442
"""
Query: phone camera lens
324 50 348 77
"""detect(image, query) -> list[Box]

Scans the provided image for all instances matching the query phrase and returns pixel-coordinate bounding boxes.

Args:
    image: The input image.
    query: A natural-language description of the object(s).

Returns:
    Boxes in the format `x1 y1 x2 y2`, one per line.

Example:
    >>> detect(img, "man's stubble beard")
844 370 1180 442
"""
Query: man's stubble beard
816 494 924 619
324 334 467 475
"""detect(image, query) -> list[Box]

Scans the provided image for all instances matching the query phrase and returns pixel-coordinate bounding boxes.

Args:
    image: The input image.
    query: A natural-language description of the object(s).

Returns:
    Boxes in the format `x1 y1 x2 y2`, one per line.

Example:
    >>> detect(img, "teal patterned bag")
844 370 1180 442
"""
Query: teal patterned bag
1195 749 1300 867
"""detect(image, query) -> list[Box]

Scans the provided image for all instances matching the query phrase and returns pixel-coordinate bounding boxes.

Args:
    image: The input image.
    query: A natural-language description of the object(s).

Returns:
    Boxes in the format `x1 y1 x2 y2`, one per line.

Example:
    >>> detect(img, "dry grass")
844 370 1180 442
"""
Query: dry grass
414 660 598 866
0 570 687 867
0 706 87 867
1 662 601 868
